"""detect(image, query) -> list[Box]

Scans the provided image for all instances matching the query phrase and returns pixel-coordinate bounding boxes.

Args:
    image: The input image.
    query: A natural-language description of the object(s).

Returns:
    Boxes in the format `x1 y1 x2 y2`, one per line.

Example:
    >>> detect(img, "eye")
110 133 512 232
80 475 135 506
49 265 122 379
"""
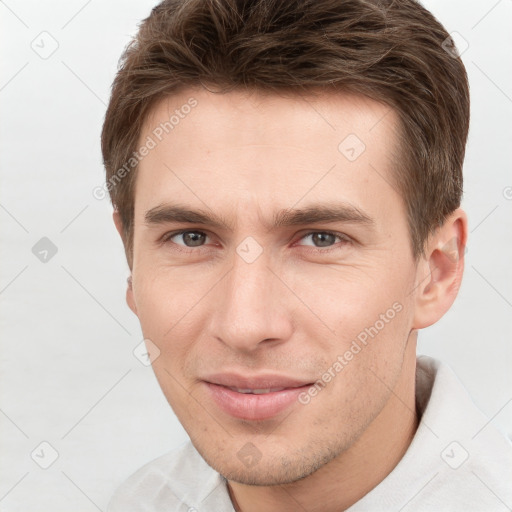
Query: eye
162 230 211 250
296 231 351 251
160 229 351 254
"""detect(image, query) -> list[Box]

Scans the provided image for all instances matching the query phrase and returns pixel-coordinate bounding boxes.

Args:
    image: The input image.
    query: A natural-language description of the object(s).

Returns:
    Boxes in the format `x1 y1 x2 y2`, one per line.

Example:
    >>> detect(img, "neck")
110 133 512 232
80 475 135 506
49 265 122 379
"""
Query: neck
228 339 419 512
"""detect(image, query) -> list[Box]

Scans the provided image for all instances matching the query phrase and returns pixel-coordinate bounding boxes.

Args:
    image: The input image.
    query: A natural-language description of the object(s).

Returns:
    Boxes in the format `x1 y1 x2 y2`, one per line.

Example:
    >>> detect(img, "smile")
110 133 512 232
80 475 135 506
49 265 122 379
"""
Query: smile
228 387 287 394
202 374 314 421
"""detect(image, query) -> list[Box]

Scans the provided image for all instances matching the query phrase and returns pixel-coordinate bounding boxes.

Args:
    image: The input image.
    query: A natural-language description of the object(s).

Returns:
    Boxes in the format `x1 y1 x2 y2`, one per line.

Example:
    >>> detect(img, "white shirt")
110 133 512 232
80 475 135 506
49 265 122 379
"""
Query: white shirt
108 355 512 511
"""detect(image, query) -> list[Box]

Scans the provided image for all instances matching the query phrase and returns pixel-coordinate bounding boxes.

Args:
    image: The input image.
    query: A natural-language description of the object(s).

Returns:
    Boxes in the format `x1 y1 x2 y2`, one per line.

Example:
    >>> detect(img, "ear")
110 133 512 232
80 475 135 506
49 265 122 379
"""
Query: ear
412 208 468 329
113 209 125 243
113 210 138 316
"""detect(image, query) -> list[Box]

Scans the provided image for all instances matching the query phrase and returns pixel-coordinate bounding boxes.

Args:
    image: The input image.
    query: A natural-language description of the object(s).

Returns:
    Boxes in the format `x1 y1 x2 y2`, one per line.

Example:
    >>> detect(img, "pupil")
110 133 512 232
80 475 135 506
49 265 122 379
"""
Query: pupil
184 232 204 246
314 233 334 247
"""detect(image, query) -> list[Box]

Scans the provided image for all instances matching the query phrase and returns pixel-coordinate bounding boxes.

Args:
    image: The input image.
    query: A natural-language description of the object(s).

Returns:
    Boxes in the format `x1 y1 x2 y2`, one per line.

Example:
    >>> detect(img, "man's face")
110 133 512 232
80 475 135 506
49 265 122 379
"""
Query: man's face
127 87 421 485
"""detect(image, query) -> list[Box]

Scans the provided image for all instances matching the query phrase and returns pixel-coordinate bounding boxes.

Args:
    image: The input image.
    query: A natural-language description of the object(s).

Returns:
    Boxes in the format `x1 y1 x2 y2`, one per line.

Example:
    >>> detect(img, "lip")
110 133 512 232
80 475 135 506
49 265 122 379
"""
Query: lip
203 373 313 421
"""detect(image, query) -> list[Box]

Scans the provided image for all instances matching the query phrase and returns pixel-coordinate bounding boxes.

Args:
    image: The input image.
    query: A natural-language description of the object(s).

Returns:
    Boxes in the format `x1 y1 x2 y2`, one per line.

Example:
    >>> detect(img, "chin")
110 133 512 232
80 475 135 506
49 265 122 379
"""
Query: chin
196 439 341 486
215 463 315 487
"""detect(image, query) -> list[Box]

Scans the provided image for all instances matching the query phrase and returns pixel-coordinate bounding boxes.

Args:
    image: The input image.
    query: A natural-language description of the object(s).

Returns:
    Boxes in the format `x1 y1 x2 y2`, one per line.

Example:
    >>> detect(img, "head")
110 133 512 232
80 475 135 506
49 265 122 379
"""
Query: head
101 0 469 486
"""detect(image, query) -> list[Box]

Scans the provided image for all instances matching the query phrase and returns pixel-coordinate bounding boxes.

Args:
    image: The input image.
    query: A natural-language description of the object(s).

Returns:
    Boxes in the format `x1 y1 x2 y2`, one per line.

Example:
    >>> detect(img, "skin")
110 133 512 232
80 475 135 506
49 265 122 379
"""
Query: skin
113 86 467 512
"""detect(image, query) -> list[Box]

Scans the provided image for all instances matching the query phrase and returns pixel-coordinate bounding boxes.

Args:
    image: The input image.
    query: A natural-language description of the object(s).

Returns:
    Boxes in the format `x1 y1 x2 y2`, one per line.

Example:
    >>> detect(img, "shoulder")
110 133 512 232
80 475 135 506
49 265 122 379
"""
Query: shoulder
416 356 512 509
349 355 512 511
107 441 233 512
417 355 512 509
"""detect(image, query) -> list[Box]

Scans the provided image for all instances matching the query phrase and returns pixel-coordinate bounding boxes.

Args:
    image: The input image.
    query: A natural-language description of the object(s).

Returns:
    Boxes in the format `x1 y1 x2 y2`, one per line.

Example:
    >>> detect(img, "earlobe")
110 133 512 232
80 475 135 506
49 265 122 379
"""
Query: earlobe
115 212 138 316
412 209 468 329
113 209 134 272
113 210 125 242
126 275 138 316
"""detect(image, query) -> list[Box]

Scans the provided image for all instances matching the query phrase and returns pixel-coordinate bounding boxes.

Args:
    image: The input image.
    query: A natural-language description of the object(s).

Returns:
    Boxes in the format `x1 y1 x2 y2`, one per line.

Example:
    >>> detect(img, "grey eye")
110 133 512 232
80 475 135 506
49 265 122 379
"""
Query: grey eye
300 232 341 248
172 231 208 247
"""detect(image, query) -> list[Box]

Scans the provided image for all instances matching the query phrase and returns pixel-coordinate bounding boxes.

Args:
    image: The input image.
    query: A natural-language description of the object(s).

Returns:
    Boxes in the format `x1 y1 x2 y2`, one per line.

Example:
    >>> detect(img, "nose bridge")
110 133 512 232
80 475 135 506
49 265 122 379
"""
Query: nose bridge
212 245 291 351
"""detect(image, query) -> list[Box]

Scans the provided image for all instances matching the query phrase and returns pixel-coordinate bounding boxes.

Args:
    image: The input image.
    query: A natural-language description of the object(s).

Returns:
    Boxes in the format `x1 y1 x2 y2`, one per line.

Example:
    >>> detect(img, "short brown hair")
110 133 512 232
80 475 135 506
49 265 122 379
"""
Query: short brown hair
101 0 470 269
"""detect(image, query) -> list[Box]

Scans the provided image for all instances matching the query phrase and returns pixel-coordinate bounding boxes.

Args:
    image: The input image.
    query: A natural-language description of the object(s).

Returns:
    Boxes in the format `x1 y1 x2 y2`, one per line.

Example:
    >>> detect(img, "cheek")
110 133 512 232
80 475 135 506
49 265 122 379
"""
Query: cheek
287 264 410 343
130 281 205 402
133 257 413 350
133 267 207 334
292 264 414 405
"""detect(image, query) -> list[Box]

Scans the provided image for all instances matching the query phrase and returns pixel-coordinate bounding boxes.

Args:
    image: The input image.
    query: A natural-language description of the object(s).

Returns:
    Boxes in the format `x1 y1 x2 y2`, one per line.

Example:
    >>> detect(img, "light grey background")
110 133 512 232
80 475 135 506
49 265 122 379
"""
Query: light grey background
1 0 511 510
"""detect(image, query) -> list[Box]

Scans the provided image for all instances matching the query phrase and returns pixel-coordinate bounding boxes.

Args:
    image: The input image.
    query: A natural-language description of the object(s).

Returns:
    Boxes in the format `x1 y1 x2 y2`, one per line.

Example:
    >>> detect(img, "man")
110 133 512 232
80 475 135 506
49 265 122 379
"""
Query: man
101 0 512 510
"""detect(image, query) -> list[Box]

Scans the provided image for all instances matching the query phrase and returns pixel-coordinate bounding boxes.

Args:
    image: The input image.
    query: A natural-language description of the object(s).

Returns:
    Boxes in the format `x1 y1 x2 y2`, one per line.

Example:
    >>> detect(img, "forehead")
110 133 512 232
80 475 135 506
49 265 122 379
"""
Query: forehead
141 86 397 152
135 86 404 231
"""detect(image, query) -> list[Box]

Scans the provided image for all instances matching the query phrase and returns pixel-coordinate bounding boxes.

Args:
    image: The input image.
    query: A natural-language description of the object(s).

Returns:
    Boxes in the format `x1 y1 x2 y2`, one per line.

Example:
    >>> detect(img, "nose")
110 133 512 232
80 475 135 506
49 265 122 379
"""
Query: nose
210 247 294 353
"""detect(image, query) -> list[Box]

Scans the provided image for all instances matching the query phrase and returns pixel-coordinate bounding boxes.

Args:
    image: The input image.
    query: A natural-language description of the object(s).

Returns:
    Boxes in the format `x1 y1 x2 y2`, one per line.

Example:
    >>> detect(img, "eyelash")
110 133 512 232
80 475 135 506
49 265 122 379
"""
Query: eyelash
160 229 352 255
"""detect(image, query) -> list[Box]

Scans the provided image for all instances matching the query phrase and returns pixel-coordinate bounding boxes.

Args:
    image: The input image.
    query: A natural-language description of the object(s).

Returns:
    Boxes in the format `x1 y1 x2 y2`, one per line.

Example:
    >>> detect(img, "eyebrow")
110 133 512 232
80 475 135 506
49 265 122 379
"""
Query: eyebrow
144 202 374 232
